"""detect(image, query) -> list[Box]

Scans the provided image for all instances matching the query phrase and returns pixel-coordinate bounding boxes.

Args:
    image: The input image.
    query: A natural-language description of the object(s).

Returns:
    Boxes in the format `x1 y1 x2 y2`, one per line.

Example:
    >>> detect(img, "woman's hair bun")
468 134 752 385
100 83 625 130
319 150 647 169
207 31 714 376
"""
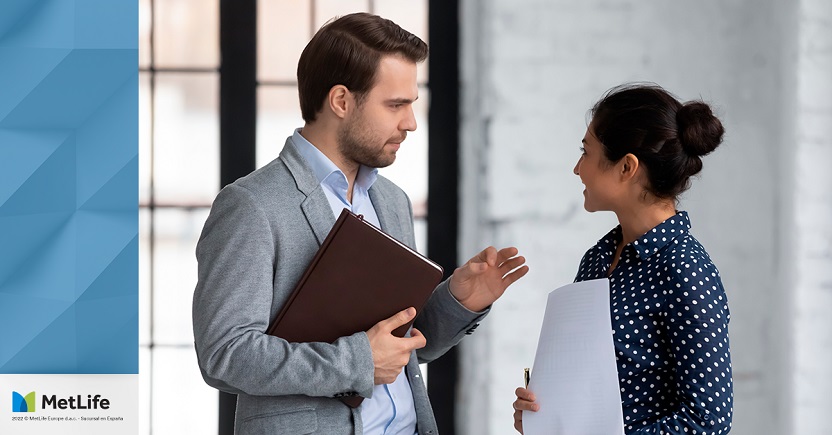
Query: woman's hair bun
676 101 724 157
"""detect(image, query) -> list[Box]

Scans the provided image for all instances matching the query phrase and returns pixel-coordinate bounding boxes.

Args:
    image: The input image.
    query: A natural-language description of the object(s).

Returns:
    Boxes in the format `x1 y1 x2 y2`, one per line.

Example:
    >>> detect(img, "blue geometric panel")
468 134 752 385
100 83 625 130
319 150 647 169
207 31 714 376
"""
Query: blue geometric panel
0 213 76 301
75 209 137 295
0 132 76 216
0 129 72 205
0 0 40 41
75 0 137 49
0 47 71 120
0 50 136 129
0 0 137 374
0 0 73 48
0 304 79 374
76 77 139 208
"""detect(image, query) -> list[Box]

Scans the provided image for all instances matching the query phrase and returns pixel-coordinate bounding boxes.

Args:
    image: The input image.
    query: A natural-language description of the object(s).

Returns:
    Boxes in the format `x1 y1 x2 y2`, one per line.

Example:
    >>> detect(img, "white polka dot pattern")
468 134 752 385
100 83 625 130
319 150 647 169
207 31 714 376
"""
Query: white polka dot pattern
574 211 733 434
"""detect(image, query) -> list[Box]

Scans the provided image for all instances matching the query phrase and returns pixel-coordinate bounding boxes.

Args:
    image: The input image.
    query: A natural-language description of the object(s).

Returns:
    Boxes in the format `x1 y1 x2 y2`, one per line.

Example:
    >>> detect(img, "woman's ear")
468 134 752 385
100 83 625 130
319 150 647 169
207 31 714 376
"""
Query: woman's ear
620 153 640 182
328 85 351 119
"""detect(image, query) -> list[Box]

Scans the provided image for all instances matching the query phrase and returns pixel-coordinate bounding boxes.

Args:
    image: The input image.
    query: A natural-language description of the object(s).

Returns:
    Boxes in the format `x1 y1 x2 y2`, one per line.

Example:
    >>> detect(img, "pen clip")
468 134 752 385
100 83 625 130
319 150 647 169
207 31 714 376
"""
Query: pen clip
524 367 530 388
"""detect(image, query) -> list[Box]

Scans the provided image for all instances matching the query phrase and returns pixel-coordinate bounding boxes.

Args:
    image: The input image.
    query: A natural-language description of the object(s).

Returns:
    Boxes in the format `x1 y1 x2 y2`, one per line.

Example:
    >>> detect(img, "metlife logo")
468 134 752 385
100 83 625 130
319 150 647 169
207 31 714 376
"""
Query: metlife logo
2 375 137 435
13 391 112 412
12 391 36 413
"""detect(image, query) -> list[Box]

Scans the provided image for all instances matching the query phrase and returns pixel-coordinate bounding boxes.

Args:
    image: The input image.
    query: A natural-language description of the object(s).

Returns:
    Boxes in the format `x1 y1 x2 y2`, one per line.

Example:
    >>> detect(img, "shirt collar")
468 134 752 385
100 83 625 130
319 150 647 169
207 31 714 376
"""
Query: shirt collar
632 211 691 259
596 211 692 260
596 226 621 256
292 128 378 193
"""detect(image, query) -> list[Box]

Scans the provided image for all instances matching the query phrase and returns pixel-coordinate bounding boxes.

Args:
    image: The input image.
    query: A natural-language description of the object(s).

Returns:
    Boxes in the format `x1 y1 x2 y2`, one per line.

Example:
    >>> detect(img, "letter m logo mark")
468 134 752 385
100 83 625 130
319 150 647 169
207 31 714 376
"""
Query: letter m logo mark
12 391 36 412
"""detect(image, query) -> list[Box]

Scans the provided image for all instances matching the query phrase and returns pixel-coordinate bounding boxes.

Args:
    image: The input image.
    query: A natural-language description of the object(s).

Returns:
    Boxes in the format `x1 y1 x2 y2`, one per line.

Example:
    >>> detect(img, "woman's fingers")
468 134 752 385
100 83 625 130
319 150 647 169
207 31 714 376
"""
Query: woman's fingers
514 387 537 403
513 386 539 433
513 409 524 434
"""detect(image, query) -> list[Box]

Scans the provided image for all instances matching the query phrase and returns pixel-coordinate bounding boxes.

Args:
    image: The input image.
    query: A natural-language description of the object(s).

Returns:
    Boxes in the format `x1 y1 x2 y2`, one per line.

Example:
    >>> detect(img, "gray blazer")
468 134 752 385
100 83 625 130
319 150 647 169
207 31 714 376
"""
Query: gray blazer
193 137 486 435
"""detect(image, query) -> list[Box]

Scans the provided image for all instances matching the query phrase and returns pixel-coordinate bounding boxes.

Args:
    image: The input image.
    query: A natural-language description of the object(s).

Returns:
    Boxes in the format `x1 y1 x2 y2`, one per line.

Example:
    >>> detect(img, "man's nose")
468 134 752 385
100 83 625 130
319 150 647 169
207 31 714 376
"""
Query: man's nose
400 106 417 132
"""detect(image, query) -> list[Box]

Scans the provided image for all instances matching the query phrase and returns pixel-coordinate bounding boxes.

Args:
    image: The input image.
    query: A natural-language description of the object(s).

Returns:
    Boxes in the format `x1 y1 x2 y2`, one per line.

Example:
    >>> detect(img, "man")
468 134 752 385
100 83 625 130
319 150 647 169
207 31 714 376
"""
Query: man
192 12 528 435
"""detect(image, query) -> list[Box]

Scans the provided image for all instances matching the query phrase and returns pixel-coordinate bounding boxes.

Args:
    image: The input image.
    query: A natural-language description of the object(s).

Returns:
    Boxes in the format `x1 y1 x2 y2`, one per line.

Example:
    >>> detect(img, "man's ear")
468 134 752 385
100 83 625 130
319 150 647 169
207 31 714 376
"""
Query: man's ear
620 153 640 182
328 85 351 119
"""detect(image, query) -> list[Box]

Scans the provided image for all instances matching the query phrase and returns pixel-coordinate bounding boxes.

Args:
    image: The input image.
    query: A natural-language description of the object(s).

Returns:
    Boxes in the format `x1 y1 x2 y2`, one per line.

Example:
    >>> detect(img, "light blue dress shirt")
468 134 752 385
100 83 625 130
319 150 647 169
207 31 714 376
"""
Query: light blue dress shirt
293 129 418 435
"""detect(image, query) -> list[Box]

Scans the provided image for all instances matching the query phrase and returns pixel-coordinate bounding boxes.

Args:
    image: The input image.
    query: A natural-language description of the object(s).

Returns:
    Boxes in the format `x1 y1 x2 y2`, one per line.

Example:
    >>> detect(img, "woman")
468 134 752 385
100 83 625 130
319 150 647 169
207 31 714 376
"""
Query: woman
513 84 733 434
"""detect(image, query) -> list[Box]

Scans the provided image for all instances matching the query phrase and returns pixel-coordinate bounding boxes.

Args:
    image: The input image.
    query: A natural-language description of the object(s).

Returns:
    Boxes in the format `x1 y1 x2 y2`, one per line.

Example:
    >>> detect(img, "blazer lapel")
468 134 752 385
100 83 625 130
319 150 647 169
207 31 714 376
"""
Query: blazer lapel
301 192 335 245
280 136 336 245
370 187 401 238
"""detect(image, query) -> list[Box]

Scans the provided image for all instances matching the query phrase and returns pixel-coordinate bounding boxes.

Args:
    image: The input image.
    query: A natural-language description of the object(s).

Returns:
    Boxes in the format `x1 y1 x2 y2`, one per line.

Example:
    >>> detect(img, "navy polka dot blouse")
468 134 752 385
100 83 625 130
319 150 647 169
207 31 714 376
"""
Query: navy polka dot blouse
574 211 733 434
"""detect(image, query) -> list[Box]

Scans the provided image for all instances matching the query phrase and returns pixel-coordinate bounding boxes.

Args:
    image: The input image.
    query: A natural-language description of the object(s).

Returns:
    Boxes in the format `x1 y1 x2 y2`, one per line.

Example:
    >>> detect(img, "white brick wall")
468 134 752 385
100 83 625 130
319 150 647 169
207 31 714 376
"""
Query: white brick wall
457 1 828 434
793 1 832 433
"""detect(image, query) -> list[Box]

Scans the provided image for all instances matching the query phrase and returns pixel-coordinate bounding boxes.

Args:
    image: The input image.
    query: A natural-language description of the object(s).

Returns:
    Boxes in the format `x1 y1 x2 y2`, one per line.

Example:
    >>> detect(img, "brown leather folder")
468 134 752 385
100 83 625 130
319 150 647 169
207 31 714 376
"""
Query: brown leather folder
266 208 444 407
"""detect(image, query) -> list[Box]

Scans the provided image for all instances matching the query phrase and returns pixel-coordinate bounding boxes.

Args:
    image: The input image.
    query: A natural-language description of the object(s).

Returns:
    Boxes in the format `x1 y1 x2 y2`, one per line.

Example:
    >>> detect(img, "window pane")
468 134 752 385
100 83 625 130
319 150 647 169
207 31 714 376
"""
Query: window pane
414 216 427 255
258 0 311 82
139 0 151 69
140 208 151 346
377 87 429 217
152 208 210 345
314 0 369 29
153 73 219 206
139 72 151 205
257 86 304 169
139 346 151 435
374 0 429 84
152 347 218 434
153 0 219 68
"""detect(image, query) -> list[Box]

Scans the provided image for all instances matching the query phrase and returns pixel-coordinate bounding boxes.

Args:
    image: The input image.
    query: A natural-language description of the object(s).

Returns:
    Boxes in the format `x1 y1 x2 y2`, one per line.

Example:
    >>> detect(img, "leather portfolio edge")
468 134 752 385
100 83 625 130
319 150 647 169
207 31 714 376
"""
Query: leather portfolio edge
265 209 444 408
265 211 348 337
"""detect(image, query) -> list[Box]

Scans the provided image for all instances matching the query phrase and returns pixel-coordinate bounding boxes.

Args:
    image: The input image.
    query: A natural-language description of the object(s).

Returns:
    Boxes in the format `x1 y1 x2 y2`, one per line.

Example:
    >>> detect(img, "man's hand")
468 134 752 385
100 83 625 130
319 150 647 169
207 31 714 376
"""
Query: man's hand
513 387 539 434
449 246 529 312
366 307 427 385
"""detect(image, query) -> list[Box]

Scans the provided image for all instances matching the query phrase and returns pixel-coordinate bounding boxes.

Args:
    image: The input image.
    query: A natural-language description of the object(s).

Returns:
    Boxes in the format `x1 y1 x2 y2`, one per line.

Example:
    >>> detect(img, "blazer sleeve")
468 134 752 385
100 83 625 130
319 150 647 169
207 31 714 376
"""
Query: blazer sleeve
414 279 489 363
398 192 489 363
192 184 375 399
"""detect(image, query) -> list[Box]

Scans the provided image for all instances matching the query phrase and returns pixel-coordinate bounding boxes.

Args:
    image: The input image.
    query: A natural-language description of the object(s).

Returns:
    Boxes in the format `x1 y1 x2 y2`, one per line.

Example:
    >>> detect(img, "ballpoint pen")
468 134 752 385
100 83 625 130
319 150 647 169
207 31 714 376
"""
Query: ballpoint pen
523 367 530 388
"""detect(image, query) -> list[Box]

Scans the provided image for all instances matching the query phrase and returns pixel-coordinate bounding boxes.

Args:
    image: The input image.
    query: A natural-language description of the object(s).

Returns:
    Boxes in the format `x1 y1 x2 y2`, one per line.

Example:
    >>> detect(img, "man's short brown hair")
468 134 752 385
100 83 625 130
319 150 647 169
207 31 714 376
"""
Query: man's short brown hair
297 12 428 123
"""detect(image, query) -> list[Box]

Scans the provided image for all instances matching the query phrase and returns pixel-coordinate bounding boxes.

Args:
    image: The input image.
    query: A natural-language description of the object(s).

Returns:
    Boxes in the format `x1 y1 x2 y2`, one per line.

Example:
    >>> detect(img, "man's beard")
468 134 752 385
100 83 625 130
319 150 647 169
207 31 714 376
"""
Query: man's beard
337 113 404 169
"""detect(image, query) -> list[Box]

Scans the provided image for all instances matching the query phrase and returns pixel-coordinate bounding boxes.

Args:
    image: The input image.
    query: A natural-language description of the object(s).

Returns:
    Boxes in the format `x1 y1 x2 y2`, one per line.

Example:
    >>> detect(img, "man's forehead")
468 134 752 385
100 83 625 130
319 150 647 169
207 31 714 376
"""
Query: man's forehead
367 56 419 99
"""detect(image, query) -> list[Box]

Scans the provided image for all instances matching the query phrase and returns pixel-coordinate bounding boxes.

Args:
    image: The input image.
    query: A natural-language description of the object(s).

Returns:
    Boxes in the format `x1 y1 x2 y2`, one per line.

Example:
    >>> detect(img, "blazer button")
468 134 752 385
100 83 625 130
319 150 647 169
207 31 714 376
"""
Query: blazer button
465 323 480 335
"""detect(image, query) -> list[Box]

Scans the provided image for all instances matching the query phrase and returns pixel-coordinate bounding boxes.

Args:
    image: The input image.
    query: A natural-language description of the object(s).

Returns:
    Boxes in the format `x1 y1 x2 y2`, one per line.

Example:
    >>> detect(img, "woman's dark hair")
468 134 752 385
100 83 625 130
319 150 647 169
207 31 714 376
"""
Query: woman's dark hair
590 83 725 199
297 12 428 123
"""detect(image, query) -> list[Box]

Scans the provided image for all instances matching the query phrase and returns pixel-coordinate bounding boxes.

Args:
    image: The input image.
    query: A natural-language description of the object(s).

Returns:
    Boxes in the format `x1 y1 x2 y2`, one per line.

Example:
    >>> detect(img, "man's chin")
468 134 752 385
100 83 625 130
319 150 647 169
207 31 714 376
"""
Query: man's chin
376 155 397 168
360 152 397 169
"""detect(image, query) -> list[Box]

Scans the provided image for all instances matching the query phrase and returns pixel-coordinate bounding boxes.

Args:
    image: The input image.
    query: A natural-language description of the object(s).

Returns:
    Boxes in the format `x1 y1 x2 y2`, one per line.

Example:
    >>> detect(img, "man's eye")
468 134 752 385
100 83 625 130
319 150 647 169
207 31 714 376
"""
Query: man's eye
579 146 586 154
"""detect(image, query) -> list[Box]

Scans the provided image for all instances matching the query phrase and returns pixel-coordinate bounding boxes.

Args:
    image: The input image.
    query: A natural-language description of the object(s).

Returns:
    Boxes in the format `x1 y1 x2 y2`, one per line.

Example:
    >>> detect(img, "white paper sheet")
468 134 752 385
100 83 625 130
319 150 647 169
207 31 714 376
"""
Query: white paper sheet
522 278 625 435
